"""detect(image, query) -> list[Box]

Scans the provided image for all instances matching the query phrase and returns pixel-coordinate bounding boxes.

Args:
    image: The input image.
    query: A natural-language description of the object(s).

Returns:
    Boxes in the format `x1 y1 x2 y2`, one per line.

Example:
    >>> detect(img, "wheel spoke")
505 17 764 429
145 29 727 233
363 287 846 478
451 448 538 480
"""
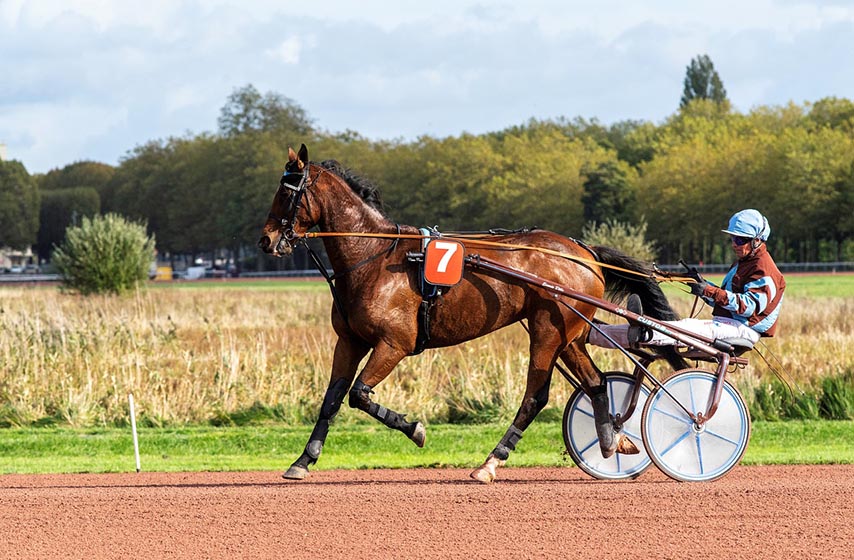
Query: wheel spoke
653 405 692 425
688 379 698 412
704 429 741 447
575 408 595 420
623 428 641 441
659 428 692 457
579 437 599 455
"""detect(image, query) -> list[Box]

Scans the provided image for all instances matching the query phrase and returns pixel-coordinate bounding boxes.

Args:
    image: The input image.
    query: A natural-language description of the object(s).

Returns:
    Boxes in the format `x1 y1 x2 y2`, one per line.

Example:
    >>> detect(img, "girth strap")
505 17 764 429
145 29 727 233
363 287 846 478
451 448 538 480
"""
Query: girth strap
407 230 444 356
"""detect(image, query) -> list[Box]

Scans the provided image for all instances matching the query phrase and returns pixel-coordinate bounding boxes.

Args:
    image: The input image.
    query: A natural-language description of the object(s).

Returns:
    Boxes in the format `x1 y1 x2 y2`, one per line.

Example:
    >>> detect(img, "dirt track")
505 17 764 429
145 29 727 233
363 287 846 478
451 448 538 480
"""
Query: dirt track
1 465 852 559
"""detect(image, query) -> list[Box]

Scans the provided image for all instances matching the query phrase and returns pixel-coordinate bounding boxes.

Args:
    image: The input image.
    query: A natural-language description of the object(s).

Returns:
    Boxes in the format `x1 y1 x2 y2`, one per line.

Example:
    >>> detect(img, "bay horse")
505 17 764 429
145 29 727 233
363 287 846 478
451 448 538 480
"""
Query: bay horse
258 144 685 483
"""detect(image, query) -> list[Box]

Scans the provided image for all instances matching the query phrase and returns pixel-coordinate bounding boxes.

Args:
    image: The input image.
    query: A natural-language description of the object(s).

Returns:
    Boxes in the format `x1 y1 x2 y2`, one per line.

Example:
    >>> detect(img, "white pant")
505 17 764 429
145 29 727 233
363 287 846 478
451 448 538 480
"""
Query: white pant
588 316 760 349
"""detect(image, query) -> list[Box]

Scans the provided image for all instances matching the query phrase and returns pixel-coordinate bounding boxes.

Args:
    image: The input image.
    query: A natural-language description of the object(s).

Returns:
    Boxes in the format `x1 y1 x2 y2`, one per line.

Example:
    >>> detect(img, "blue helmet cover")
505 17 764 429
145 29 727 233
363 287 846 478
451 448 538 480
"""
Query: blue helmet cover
722 209 770 240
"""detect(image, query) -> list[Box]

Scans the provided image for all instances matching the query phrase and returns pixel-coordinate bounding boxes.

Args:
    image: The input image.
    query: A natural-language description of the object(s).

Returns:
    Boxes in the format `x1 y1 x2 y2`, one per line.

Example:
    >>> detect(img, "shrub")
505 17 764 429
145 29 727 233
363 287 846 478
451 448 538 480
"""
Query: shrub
445 394 505 424
819 371 854 420
52 213 156 295
582 219 656 261
746 372 852 421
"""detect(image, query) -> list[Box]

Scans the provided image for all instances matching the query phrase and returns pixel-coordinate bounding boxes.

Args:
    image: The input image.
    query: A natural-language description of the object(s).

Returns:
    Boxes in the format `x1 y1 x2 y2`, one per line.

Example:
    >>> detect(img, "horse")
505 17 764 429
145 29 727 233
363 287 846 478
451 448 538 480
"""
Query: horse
258 144 685 483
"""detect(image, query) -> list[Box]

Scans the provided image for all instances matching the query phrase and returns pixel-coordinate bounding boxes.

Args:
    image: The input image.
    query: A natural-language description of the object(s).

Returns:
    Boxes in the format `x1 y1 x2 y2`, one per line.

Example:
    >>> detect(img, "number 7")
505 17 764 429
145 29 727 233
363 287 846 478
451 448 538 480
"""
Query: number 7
433 241 458 273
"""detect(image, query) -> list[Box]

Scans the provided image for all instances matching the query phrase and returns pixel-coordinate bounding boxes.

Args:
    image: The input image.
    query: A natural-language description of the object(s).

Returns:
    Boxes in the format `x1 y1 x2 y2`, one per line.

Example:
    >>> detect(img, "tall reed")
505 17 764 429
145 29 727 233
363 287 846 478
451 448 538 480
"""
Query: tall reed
1 284 852 427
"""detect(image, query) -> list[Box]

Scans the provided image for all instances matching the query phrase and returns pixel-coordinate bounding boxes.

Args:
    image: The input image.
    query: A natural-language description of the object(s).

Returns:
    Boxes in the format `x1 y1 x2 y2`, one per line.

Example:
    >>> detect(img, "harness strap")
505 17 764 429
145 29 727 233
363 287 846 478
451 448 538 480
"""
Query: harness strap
409 230 442 355
302 240 350 326
327 224 401 282
303 231 694 284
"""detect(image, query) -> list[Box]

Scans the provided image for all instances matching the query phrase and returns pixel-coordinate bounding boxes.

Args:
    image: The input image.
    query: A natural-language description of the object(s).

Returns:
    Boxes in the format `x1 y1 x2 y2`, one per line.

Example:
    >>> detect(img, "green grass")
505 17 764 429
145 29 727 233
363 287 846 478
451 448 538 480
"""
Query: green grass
743 420 854 464
4 271 853 297
1 420 852 475
159 272 854 296
180 271 854 297
660 272 854 299
780 273 854 298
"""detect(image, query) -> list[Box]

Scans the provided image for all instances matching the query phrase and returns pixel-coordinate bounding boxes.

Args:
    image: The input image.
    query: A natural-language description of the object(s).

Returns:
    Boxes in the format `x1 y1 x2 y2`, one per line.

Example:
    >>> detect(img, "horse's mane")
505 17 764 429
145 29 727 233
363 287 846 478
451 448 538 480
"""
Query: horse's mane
318 160 387 216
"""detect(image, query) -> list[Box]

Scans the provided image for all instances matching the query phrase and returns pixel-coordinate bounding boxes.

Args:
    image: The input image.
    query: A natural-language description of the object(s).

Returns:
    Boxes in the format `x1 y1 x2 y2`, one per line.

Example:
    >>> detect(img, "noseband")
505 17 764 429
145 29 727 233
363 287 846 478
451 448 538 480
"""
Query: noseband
268 165 319 252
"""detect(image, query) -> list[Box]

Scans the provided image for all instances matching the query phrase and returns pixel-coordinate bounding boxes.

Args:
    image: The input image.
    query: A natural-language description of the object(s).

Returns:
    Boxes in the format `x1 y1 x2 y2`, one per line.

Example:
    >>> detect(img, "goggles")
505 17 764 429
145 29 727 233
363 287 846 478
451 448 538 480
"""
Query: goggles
731 236 752 246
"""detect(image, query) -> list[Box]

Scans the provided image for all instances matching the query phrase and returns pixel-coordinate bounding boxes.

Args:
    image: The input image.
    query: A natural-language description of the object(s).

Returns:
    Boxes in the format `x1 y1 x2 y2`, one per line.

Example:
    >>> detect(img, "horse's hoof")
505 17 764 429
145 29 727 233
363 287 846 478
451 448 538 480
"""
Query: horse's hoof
410 422 426 448
283 465 309 480
616 434 640 455
470 467 495 484
599 444 616 459
470 454 505 484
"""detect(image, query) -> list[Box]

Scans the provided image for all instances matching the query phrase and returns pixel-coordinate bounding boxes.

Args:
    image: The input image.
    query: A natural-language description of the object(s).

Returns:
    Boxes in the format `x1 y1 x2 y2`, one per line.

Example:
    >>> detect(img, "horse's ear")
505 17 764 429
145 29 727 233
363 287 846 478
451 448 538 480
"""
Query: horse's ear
288 146 298 163
298 144 309 167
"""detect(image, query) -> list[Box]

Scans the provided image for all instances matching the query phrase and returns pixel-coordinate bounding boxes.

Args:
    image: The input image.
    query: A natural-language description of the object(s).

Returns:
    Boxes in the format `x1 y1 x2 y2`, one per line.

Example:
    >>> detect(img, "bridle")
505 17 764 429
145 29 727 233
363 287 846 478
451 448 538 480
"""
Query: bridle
267 163 320 253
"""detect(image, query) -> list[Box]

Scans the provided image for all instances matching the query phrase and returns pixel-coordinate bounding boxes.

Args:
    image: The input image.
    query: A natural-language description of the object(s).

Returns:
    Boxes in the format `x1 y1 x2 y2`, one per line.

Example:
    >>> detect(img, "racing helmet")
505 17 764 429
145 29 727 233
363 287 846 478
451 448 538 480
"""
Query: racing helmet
722 209 770 241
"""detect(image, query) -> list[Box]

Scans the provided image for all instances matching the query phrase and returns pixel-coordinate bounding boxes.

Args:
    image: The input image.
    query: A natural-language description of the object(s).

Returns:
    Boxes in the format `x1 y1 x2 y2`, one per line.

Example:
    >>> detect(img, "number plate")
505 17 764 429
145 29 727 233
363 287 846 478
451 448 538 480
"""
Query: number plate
423 239 464 286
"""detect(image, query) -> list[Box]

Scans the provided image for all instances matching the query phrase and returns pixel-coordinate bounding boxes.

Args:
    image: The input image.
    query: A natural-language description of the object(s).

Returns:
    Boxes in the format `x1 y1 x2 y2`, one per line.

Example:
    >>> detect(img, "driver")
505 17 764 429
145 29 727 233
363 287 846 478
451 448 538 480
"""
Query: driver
588 209 786 349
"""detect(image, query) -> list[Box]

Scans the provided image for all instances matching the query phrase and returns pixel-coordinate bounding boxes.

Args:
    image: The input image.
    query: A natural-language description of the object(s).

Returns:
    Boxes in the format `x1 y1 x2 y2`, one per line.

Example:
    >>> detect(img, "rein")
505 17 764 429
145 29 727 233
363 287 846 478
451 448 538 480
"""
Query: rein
269 160 695 323
300 231 695 284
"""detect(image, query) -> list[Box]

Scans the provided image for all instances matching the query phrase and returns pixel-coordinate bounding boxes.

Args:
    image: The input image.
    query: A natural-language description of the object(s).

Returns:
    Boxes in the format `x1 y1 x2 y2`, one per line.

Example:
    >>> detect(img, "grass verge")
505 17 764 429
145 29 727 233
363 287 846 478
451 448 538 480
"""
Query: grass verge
1 420 852 475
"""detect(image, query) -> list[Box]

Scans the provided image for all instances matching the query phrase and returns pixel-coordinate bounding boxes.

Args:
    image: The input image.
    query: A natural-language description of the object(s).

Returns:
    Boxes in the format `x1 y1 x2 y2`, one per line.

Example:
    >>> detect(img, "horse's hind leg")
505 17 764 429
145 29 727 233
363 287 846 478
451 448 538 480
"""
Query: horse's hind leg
284 337 369 480
348 342 426 447
560 340 639 458
471 335 557 484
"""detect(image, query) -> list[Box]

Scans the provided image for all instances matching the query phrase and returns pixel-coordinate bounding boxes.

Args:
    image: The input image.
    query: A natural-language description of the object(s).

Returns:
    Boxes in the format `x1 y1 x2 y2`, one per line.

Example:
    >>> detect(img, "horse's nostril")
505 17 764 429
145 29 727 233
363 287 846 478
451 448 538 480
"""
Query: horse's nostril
258 236 270 251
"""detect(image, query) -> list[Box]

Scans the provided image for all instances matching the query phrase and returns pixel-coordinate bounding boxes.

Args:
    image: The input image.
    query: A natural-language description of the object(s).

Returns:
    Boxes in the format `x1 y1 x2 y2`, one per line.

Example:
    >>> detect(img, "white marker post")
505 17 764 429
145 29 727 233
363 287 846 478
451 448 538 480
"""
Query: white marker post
128 393 141 473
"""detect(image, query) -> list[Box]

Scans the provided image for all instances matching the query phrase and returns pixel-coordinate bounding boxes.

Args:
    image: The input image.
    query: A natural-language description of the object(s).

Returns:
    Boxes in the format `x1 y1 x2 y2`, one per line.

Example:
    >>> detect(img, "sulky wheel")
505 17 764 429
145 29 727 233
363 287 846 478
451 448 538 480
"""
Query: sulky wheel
641 369 751 482
562 372 652 480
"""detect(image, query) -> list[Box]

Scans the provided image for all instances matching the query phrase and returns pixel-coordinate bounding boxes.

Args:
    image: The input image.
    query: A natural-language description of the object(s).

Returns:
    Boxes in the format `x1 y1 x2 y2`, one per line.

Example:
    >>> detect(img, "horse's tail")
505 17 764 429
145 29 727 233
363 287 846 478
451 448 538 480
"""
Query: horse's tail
592 245 678 321
592 245 689 371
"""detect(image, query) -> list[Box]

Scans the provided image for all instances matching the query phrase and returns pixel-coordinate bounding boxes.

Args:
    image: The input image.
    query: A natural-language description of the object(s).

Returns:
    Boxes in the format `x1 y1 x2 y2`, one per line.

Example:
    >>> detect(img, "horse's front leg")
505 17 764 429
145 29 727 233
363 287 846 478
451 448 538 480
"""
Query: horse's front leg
347 342 426 447
562 339 639 458
284 336 369 480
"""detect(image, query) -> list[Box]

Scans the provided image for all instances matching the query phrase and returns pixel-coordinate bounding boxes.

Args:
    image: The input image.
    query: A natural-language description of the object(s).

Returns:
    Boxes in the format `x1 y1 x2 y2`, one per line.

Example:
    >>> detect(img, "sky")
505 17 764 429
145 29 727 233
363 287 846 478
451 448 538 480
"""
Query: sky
2 0 854 174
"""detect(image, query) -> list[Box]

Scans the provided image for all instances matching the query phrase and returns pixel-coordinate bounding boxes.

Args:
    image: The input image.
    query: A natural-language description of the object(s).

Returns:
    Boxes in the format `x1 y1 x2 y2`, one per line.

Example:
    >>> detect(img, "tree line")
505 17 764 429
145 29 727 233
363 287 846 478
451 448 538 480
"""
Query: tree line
3 70 854 268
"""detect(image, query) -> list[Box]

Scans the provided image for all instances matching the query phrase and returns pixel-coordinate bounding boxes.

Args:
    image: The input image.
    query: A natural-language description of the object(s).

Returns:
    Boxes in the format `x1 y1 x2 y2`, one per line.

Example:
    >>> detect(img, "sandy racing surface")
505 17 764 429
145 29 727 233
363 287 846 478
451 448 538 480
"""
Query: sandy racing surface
1 465 852 559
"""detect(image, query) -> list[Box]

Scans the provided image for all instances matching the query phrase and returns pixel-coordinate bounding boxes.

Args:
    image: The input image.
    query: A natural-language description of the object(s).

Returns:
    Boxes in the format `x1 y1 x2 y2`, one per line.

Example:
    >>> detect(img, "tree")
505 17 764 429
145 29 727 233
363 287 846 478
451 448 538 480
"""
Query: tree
680 54 728 108
107 139 187 241
36 187 101 260
0 160 40 250
581 161 637 225
828 162 854 261
607 120 658 167
38 161 115 194
808 97 854 132
217 84 314 138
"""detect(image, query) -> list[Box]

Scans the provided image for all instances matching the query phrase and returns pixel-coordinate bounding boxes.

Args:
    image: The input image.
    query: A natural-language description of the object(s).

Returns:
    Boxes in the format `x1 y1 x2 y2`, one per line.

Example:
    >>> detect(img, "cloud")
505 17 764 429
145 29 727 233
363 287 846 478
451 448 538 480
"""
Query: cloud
264 36 302 65
0 100 128 172
2 1 854 173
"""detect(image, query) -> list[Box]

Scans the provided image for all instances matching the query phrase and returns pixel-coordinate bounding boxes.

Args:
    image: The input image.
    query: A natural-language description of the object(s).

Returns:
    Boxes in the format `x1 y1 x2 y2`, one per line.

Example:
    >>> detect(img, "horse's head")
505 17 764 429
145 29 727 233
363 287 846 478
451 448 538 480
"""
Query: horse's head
258 143 319 256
